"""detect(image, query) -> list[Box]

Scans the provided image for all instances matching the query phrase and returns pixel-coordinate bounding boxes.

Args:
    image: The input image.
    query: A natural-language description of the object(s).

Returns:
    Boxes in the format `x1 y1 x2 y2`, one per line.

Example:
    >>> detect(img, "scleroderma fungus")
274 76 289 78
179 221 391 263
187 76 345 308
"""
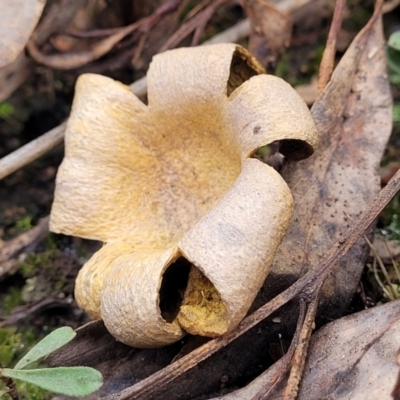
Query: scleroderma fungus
50 43 318 348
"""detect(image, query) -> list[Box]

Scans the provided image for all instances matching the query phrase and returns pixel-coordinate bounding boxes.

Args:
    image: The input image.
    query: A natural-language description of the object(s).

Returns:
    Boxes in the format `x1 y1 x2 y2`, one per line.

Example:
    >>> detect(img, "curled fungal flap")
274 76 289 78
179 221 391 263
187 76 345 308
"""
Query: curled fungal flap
50 43 318 348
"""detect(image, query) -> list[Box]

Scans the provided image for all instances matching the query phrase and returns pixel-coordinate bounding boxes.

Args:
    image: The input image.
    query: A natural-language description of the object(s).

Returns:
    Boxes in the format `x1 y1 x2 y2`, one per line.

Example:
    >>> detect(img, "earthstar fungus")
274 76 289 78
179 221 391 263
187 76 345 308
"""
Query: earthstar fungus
50 43 318 348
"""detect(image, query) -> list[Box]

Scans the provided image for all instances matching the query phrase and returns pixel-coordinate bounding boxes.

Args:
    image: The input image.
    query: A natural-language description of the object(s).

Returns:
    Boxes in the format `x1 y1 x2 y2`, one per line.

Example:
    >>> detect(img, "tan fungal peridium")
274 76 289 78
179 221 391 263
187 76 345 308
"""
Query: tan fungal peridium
50 43 318 348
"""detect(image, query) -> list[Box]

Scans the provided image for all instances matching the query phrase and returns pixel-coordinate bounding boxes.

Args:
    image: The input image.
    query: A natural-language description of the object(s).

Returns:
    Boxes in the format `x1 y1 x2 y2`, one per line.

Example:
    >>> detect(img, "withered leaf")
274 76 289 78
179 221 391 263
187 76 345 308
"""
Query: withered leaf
242 0 292 71
270 0 392 319
0 0 45 68
211 299 400 400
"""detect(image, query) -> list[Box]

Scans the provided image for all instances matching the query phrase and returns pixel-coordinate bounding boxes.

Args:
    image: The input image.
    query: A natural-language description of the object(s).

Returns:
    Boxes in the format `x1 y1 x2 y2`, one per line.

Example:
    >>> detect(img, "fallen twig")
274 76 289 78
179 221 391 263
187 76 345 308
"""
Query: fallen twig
250 299 306 400
27 0 181 70
0 297 73 327
0 216 49 281
383 0 400 13
0 123 66 181
31 0 82 46
318 0 346 93
160 0 232 51
282 296 319 400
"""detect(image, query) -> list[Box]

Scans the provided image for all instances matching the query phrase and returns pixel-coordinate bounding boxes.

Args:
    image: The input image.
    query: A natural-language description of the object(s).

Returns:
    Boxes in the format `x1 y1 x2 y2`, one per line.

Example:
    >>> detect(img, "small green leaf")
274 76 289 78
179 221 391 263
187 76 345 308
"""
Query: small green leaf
2 367 103 397
387 48 400 75
388 32 400 51
14 327 76 370
394 103 400 123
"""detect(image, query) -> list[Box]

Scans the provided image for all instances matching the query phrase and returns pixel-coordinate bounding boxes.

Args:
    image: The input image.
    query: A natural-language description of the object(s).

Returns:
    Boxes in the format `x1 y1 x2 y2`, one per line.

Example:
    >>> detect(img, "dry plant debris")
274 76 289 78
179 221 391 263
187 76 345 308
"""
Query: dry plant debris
0 0 45 68
242 0 292 71
271 0 392 319
1 0 399 399
212 298 400 400
49 43 318 348
46 2 398 398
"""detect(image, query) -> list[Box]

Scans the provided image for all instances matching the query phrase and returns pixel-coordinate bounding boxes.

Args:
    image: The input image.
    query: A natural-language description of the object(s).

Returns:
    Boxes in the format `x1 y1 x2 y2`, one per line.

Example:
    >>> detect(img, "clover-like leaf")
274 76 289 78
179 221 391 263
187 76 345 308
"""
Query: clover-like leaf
1 367 103 397
50 43 318 348
14 327 76 370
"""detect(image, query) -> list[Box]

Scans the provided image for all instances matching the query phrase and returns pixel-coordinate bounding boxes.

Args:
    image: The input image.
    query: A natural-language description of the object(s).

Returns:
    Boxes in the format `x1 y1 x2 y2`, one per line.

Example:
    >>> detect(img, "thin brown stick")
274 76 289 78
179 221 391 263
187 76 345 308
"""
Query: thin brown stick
160 0 231 52
372 258 393 299
383 0 400 13
318 0 346 93
283 295 320 400
251 299 307 400
191 0 226 46
0 123 66 181
365 234 397 300
0 216 50 281
347 211 398 299
63 26 133 39
27 0 181 70
32 0 83 46
382 233 400 282
0 297 73 327
107 167 400 400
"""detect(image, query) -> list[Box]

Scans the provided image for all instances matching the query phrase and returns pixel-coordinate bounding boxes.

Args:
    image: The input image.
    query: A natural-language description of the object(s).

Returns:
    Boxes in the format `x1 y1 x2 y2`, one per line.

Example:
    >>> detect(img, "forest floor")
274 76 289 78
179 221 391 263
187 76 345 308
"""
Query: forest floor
0 1 400 399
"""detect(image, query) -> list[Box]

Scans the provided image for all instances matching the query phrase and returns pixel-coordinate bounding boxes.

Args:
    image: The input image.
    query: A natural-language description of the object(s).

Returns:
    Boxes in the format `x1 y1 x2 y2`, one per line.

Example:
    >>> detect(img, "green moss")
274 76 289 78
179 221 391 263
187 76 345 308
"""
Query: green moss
0 327 51 399
43 235 57 252
14 383 50 399
0 102 14 119
2 287 25 315
393 102 400 123
381 193 400 240
0 327 43 368
15 216 33 233
0 327 22 367
19 251 55 279
0 374 51 399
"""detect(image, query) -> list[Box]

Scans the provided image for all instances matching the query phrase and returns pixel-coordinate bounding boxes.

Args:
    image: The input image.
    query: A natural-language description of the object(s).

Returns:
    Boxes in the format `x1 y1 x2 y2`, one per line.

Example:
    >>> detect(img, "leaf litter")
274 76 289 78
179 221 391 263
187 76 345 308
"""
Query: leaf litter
0 0 399 399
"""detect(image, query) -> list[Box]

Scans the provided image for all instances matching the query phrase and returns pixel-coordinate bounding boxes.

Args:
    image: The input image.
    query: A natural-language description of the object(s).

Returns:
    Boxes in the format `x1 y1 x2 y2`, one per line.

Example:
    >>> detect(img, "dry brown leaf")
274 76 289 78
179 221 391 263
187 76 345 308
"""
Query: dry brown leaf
270 0 392 319
0 0 45 68
211 299 400 400
50 43 317 348
242 0 292 70
295 299 400 399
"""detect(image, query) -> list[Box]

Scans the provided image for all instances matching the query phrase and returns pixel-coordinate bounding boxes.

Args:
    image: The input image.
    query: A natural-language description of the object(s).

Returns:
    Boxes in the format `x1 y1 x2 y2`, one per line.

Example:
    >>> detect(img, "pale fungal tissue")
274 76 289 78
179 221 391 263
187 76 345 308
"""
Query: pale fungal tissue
50 43 318 348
